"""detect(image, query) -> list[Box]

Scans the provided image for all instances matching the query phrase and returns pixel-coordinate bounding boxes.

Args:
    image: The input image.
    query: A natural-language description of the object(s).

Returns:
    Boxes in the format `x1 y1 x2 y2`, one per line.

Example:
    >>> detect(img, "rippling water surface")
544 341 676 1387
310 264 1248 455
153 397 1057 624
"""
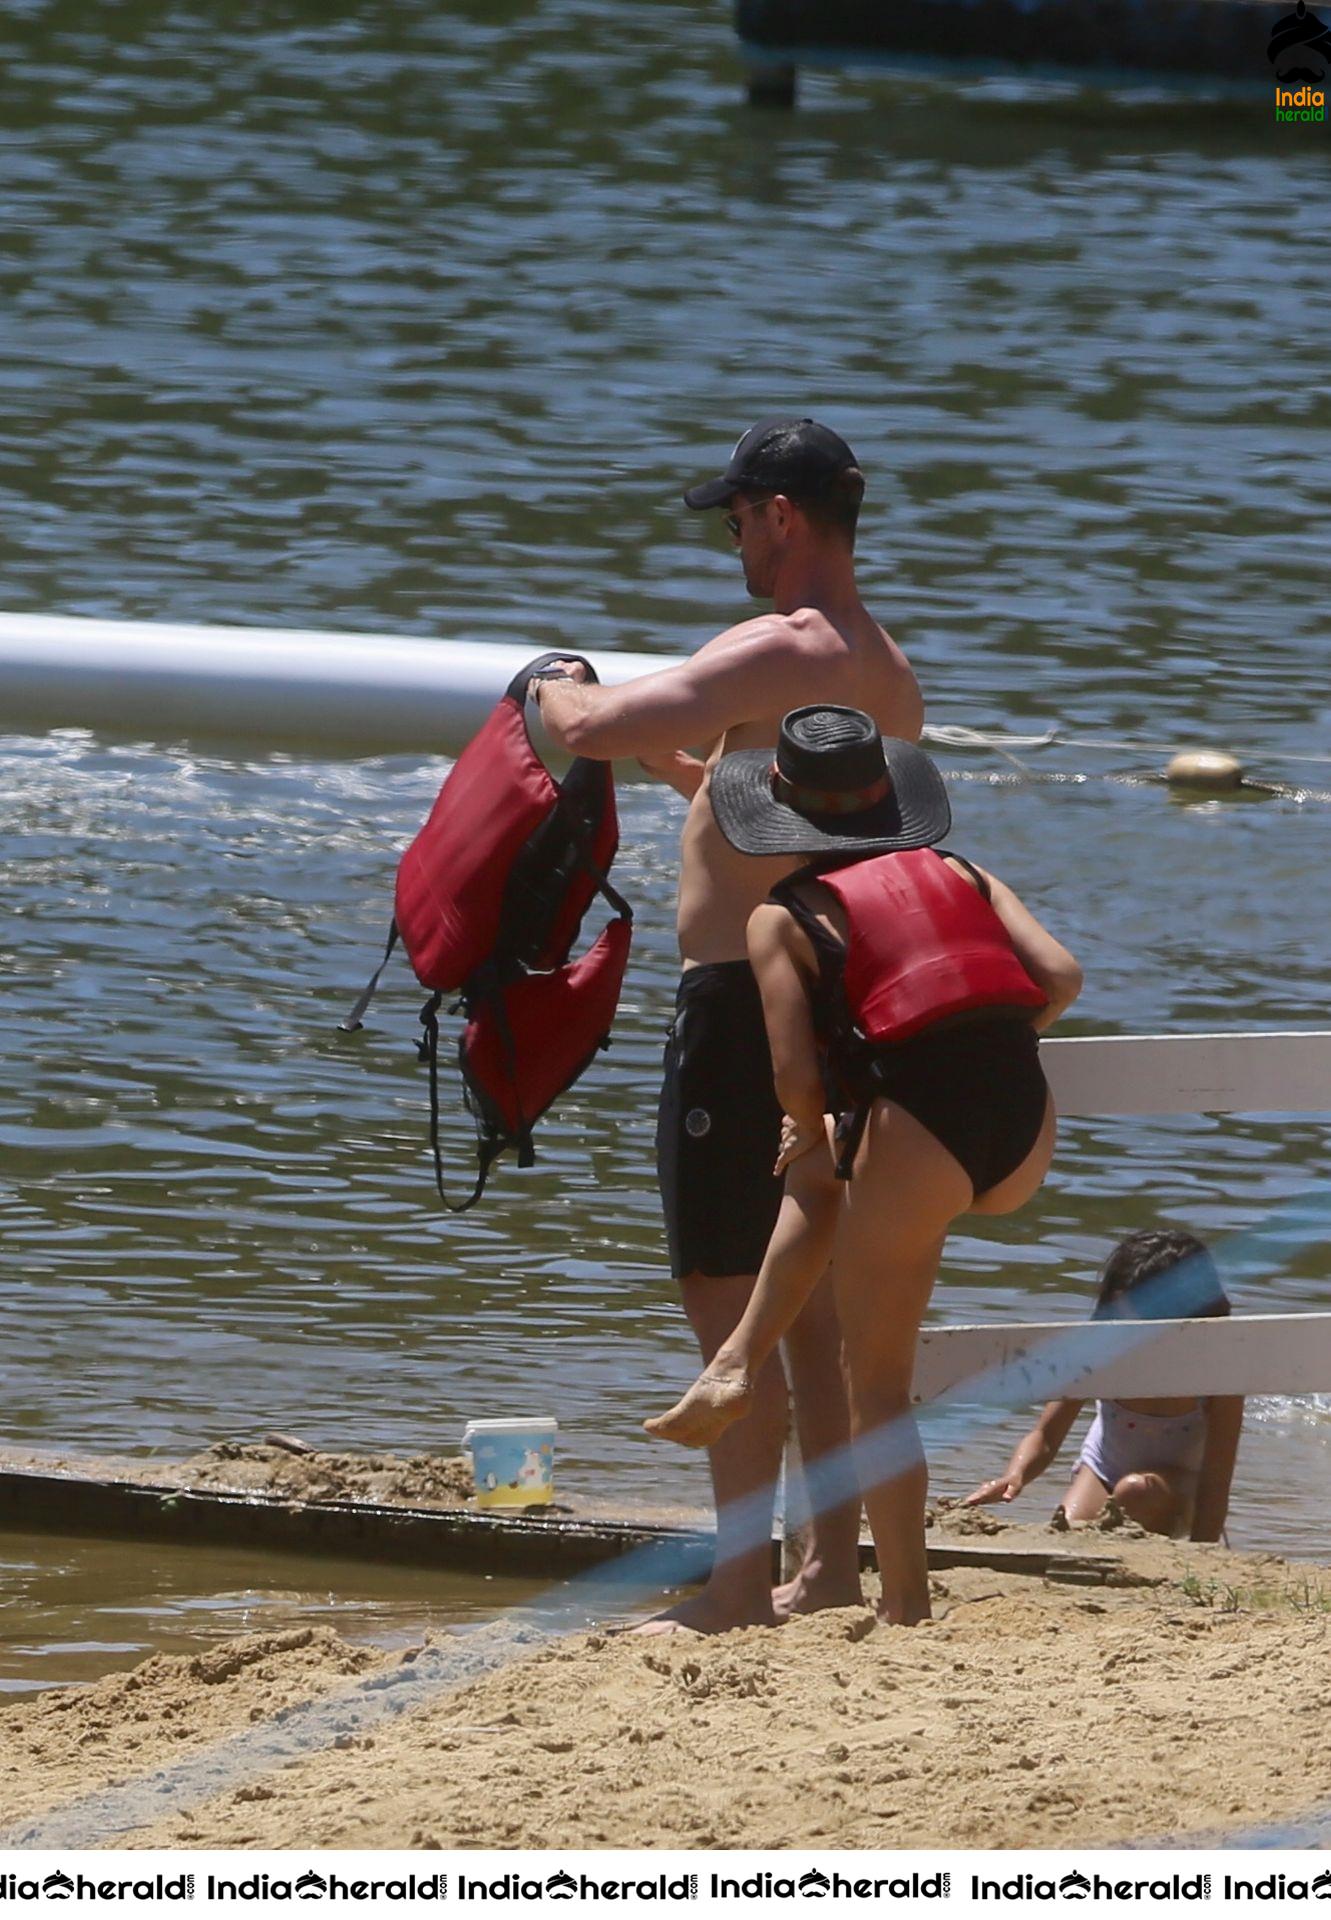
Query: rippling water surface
1 2 1328 1683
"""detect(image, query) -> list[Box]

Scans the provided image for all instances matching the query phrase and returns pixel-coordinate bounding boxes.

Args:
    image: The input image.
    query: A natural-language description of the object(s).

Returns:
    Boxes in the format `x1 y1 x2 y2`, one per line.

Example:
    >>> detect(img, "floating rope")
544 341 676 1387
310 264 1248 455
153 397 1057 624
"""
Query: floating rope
922 722 1331 804
941 767 1331 803
924 722 1331 770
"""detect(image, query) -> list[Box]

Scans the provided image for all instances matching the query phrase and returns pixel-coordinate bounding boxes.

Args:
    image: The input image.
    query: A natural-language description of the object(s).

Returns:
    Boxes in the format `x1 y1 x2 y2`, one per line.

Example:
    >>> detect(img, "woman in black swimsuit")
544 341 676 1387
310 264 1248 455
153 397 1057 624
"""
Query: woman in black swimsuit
646 707 1082 1627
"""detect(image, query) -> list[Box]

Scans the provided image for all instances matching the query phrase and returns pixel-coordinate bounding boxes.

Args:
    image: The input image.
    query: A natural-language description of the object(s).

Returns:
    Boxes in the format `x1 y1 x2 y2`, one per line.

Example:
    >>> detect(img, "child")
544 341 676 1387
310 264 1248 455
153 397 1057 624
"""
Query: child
962 1228 1244 1541
644 705 1081 1625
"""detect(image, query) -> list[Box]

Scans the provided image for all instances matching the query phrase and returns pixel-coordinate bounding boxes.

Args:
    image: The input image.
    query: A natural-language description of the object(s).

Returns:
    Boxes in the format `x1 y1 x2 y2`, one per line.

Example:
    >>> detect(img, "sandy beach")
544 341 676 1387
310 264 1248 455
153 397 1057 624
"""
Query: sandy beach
4 1502 1330 1852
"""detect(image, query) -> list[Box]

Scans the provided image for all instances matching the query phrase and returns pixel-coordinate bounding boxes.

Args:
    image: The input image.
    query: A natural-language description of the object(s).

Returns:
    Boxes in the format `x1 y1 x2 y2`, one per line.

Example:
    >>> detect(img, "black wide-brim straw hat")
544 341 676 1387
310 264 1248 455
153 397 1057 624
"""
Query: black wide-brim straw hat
710 705 951 857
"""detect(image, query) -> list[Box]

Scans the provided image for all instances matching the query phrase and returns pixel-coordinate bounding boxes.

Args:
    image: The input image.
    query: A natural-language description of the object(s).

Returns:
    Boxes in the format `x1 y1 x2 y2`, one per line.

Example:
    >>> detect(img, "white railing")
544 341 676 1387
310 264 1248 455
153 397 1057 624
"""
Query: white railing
913 1029 1331 1403
1041 1030 1331 1118
913 1312 1331 1404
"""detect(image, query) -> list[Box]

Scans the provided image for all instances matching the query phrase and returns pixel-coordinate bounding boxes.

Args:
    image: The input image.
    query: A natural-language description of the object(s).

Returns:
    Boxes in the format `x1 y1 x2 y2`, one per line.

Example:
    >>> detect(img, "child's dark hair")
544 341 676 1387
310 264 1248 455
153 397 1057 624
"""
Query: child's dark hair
1093 1229 1230 1322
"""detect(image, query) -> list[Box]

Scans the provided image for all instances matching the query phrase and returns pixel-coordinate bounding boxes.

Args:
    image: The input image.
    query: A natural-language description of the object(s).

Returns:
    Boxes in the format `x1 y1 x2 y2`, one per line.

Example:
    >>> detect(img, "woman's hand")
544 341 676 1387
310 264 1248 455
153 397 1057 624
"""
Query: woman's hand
962 1405 1076 1507
774 1112 827 1176
962 1471 1024 1507
636 748 707 798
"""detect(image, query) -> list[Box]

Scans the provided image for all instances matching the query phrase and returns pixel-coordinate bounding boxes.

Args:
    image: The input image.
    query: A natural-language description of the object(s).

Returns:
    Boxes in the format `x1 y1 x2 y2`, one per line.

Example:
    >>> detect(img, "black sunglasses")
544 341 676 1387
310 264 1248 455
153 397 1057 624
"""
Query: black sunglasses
723 497 773 541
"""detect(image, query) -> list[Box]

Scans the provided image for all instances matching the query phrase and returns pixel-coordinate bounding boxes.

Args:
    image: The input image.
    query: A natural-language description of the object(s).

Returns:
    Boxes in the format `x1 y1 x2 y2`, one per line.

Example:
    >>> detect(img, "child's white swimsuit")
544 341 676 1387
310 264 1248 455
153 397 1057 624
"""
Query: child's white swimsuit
1077 1398 1206 1489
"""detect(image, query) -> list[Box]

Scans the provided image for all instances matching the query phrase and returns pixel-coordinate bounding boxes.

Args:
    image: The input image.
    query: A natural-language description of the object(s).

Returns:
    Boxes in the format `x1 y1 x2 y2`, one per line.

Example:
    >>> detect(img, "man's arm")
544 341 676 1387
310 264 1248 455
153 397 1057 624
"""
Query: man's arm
535 618 855 761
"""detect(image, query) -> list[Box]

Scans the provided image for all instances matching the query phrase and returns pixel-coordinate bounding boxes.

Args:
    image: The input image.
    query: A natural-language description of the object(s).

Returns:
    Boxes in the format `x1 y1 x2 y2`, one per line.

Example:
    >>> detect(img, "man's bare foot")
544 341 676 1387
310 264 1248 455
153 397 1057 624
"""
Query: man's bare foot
643 1367 754 1448
771 1560 865 1621
630 1590 777 1636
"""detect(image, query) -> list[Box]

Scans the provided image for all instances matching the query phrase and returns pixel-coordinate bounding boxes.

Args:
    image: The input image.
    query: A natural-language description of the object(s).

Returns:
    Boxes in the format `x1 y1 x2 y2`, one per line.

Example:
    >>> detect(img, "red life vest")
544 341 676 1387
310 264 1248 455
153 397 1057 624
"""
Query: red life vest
343 653 632 1210
817 848 1046 1044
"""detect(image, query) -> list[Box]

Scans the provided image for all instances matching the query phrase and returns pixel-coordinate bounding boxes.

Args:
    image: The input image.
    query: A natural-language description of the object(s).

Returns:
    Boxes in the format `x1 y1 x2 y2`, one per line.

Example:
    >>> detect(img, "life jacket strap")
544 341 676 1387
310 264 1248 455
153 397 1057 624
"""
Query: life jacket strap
833 1099 872 1181
484 974 537 1169
587 859 632 924
339 919 399 1033
559 801 633 925
504 650 600 705
418 992 493 1213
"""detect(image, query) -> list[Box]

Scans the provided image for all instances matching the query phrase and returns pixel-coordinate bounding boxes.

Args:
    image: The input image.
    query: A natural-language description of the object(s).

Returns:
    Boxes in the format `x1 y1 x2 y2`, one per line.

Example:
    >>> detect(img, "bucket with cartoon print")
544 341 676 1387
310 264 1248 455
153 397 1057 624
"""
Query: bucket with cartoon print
461 1416 558 1509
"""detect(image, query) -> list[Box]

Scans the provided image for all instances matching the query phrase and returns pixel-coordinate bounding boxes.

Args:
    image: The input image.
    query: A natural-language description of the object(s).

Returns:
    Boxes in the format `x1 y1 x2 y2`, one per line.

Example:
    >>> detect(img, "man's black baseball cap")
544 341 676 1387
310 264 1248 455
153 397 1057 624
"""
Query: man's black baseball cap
683 418 859 511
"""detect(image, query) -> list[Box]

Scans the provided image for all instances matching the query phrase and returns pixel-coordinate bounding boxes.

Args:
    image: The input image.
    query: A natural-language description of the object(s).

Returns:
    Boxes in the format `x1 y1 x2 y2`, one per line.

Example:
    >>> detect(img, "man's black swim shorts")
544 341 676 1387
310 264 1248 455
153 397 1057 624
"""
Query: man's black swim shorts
655 960 783 1281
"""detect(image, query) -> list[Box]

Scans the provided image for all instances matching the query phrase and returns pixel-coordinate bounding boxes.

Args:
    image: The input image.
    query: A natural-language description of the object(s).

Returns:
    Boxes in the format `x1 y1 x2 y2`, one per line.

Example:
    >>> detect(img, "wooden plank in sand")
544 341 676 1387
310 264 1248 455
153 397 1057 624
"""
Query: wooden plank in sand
0 1460 713 1580
914 1311 1331 1404
0 1454 1124 1585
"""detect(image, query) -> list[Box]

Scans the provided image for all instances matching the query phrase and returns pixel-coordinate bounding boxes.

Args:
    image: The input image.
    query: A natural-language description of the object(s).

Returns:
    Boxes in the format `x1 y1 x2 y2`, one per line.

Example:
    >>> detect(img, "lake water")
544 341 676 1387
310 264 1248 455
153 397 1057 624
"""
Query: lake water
0 1 1328 1690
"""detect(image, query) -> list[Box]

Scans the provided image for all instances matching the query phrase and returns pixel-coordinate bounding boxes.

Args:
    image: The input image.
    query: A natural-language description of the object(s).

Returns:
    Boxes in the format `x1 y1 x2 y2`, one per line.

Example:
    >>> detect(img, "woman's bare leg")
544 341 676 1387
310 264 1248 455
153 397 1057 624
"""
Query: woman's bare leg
831 1102 972 1626
1113 1468 1195 1536
776 1269 864 1616
1061 1463 1193 1536
645 1148 841 1448
1061 1463 1111 1523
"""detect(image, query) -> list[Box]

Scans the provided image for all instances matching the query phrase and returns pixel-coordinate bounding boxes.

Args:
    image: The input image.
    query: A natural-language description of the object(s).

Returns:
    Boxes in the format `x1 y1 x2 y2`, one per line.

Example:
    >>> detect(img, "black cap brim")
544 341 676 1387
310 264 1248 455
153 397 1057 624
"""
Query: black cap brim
709 739 951 857
682 474 738 510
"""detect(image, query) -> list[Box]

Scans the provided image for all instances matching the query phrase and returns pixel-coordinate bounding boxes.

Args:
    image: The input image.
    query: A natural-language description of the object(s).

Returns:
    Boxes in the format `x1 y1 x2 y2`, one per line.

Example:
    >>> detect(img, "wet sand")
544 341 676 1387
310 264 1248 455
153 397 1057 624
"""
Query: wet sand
4 1511 1330 1851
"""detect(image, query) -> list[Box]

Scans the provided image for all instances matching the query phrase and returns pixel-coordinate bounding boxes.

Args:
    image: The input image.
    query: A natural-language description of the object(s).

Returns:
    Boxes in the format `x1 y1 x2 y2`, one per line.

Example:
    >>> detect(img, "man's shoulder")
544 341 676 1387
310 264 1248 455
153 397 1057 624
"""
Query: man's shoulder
774 605 846 652
697 609 836 665
706 604 902 658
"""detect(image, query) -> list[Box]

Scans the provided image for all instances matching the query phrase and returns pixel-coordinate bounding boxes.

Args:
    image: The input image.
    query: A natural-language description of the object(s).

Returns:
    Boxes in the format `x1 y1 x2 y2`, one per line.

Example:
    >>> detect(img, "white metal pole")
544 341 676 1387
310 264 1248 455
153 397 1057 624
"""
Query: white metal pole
0 612 680 759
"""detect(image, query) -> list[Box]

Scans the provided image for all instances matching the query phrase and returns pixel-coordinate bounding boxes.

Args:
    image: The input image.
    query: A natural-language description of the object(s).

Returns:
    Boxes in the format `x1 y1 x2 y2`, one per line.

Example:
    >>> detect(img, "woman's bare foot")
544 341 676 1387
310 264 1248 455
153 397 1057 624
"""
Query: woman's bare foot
771 1558 865 1621
643 1366 754 1448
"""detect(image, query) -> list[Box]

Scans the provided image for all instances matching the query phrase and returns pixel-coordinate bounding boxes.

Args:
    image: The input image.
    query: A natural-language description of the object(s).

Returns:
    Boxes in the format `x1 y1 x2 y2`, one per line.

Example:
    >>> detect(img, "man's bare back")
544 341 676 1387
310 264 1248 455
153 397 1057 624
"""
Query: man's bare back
677 606 921 964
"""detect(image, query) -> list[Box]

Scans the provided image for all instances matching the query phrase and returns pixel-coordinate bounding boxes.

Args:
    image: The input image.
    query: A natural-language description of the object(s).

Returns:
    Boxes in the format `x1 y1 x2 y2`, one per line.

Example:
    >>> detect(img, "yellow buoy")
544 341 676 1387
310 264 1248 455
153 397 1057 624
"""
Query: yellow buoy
1165 749 1243 791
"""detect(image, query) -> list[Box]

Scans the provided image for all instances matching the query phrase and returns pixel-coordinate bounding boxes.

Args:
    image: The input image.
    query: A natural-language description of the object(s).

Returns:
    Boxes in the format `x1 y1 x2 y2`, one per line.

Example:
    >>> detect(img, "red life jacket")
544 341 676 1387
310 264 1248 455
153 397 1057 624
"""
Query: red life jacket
817 848 1046 1044
342 653 632 1210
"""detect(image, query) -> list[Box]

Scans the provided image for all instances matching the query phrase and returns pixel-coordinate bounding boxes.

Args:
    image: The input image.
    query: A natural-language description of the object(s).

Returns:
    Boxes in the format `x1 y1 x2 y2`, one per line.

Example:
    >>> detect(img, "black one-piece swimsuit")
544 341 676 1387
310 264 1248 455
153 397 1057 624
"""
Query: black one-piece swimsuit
771 855 1050 1197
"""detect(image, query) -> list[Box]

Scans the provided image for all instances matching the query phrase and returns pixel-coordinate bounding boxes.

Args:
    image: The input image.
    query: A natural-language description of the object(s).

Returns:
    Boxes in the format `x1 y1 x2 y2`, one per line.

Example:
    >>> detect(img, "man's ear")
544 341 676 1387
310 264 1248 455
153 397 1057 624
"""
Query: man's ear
769 492 796 533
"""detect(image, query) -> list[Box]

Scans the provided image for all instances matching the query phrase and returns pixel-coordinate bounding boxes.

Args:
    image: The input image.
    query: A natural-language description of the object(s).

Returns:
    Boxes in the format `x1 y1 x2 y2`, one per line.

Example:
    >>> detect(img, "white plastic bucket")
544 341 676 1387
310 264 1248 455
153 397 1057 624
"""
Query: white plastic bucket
461 1417 558 1510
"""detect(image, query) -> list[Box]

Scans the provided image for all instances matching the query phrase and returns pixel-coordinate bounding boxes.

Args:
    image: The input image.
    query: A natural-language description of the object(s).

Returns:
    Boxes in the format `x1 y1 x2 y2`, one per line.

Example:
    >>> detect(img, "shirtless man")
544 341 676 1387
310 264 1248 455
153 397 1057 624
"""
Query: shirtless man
535 419 922 1633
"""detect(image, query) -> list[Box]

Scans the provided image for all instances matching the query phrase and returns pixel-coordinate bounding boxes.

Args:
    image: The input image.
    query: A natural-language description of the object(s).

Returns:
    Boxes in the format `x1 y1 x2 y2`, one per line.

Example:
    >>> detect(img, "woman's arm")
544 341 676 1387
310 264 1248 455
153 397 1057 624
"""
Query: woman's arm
963 1398 1084 1504
745 901 825 1139
1190 1396 1244 1543
978 869 1083 1033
